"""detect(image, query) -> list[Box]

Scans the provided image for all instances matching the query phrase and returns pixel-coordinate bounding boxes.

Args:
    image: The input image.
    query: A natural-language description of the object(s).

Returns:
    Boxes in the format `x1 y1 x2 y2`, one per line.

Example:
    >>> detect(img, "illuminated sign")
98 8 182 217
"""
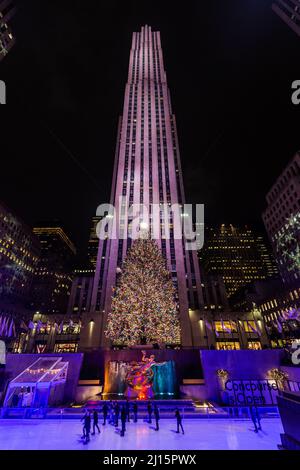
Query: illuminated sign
223 379 280 406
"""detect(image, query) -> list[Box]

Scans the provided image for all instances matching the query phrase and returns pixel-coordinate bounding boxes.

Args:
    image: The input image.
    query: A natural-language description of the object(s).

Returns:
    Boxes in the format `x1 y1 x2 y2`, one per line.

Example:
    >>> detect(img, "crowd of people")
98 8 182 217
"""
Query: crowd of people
80 400 185 444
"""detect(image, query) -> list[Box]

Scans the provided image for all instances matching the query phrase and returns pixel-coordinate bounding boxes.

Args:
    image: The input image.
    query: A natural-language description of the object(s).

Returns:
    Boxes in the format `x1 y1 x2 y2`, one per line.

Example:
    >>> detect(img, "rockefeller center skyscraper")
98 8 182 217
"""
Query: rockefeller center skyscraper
82 26 203 348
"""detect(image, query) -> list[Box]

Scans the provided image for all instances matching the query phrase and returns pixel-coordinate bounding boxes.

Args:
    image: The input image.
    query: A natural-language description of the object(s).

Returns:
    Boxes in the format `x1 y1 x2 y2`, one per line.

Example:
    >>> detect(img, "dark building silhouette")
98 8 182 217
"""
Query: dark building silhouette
30 223 76 315
200 225 279 298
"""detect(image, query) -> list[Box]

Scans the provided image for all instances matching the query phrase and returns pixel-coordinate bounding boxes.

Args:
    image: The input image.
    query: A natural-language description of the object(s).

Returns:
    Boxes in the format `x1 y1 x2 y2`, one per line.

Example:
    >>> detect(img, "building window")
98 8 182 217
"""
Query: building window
214 321 237 333
247 341 262 350
216 341 240 350
54 342 78 353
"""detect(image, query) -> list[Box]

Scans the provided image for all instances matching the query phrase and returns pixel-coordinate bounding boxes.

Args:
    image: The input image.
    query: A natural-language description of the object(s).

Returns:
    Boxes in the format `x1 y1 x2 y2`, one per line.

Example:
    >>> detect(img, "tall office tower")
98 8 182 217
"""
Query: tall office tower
272 1 300 37
0 0 15 61
30 223 76 315
87 216 101 268
87 26 203 348
0 202 40 312
262 152 300 287
200 225 279 298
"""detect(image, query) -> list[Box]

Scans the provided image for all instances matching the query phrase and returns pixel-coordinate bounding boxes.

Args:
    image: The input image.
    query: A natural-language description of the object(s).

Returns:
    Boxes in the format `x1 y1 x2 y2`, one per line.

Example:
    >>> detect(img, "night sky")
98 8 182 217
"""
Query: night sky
1 0 300 262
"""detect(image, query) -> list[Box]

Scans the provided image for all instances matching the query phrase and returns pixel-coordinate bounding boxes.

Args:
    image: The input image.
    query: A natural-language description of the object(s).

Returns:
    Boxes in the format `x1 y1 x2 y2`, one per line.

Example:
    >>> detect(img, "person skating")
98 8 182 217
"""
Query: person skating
154 404 160 431
125 399 131 422
175 408 184 434
249 406 262 433
115 402 120 427
133 402 138 423
81 409 88 438
102 402 108 425
110 401 115 425
81 410 91 443
120 405 127 437
91 409 101 435
147 401 153 423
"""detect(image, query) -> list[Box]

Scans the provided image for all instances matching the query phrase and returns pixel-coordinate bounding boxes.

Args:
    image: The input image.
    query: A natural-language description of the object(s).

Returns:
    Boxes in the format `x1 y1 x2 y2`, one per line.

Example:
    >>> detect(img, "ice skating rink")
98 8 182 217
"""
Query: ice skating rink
0 418 283 450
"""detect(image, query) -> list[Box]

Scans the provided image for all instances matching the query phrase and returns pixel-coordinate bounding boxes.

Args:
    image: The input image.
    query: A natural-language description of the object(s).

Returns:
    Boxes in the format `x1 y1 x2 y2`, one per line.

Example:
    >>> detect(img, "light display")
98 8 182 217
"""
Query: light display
275 213 300 271
105 238 181 346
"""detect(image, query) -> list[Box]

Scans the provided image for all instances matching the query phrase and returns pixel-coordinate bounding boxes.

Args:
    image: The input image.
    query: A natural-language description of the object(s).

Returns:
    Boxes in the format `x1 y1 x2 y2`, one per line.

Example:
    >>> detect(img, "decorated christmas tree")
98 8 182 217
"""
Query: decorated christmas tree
105 237 181 346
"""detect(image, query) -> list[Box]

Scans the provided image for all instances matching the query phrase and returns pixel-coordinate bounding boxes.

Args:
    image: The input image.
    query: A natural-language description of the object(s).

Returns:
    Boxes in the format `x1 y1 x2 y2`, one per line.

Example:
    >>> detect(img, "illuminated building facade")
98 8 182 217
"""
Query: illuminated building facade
200 225 279 298
67 268 94 316
260 152 300 347
262 152 300 287
87 216 101 268
272 0 300 37
0 202 40 312
30 224 76 315
0 0 15 61
84 25 203 349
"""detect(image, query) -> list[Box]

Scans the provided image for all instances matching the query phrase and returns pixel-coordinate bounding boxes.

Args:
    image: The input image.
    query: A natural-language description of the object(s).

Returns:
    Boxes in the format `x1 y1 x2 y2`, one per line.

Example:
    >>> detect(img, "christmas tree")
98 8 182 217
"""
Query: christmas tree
105 237 181 346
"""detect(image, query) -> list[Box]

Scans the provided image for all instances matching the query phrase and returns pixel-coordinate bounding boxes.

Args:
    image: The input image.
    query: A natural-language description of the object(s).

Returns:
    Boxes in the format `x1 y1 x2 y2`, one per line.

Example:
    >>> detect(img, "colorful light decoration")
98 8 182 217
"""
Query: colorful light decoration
105 238 181 346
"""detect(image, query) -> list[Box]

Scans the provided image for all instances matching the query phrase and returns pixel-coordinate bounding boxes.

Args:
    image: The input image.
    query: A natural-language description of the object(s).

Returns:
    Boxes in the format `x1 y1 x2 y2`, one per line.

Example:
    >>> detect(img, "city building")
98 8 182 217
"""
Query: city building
272 0 300 37
200 225 279 299
262 152 300 287
259 152 300 347
0 0 15 61
83 25 204 349
67 268 95 316
30 223 76 316
87 216 101 268
0 201 40 322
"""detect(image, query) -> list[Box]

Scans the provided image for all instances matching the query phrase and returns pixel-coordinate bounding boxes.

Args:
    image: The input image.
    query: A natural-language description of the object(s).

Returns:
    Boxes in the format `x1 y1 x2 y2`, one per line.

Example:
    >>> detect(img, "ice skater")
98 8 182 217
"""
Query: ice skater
81 410 91 443
133 402 138 423
249 406 262 433
120 405 127 437
92 409 101 435
115 402 120 427
175 408 184 434
147 401 153 423
109 401 115 425
154 404 160 431
102 402 108 425
125 399 131 422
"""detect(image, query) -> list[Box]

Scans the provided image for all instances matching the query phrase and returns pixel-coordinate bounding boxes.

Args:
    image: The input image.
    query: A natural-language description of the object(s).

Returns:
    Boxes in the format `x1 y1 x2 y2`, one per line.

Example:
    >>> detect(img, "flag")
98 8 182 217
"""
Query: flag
69 319 74 327
205 320 213 331
0 317 3 336
282 310 290 320
255 322 262 336
273 320 283 333
36 320 42 333
290 308 298 319
58 321 63 333
7 319 14 337
53 322 59 332
20 320 29 331
28 321 35 330
1 317 9 337
247 321 260 335
265 324 272 334
221 319 231 334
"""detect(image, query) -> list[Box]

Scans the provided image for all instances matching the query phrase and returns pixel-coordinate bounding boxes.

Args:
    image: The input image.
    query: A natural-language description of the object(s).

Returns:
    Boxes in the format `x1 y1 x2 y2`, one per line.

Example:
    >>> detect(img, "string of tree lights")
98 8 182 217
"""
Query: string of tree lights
105 237 181 346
